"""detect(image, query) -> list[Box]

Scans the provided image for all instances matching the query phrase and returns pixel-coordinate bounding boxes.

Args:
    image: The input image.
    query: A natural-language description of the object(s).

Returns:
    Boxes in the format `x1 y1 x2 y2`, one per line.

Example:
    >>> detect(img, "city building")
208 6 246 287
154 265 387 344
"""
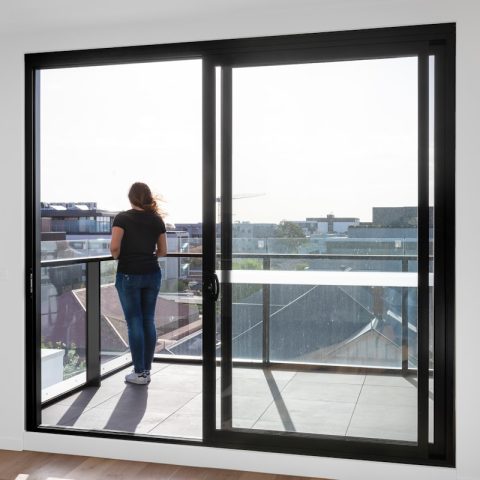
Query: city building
41 202 116 240
306 214 360 234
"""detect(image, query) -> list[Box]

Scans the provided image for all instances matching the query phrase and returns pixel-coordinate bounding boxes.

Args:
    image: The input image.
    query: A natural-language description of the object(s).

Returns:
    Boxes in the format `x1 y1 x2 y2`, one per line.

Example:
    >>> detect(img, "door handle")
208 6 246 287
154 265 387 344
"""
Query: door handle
213 272 220 301
206 273 220 301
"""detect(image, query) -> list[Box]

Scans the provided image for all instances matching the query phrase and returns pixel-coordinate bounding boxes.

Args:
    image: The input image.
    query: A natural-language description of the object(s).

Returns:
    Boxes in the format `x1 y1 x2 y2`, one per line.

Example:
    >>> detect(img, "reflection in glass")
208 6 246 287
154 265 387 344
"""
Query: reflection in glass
41 265 87 401
153 257 203 359
99 260 130 374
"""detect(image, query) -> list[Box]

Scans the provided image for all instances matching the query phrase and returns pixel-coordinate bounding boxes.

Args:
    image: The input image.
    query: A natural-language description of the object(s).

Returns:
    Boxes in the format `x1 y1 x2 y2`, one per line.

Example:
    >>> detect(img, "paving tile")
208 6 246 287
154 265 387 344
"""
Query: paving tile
176 393 203 415
148 412 202 438
150 362 172 374
42 364 425 442
54 384 124 409
254 398 355 436
356 385 417 407
292 372 365 385
179 392 274 424
232 394 275 422
232 368 297 381
217 376 292 398
231 418 257 429
281 379 362 403
347 403 417 442
41 404 90 427
364 374 416 388
61 405 172 434
97 386 198 415
148 372 203 393
96 375 136 388
161 364 202 376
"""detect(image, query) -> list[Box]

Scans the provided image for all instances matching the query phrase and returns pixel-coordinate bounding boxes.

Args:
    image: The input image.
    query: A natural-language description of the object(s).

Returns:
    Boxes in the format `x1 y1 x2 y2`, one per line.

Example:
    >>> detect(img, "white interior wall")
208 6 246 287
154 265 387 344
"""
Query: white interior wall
1 1 479 479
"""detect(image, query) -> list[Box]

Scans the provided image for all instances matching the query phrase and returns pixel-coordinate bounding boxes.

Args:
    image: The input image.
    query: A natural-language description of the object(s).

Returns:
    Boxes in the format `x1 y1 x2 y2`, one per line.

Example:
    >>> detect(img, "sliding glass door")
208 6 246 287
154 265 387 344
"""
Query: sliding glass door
26 24 454 465
208 44 444 458
32 59 204 434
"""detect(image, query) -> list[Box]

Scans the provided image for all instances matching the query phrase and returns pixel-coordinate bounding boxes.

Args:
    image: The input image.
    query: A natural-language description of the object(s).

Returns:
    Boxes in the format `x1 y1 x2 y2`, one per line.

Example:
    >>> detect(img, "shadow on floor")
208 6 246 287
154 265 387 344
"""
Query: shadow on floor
263 369 296 432
54 387 102 427
103 384 149 432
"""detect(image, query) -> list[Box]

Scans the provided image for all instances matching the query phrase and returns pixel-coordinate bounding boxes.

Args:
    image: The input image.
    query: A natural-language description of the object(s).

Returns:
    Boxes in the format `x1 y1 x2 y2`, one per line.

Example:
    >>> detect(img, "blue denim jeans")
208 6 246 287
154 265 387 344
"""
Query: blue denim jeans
115 271 161 373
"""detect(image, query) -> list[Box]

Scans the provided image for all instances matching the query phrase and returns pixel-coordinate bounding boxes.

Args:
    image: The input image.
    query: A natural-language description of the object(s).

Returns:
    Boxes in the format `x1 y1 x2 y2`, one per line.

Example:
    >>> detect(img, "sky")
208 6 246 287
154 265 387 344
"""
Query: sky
40 56 430 225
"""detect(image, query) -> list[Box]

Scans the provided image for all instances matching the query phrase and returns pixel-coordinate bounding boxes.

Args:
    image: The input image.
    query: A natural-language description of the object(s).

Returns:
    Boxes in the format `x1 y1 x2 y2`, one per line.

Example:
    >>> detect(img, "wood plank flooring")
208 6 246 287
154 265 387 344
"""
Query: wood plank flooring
0 450 328 480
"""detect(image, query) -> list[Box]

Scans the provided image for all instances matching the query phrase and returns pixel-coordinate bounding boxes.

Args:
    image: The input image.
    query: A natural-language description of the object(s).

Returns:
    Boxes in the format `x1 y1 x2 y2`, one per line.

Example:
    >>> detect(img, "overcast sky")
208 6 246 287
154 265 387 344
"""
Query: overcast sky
40 56 427 225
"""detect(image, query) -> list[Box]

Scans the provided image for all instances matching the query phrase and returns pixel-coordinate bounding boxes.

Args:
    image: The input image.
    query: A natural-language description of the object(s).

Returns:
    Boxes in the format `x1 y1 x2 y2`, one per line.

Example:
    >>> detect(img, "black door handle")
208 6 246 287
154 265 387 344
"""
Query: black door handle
206 273 220 301
213 272 220 301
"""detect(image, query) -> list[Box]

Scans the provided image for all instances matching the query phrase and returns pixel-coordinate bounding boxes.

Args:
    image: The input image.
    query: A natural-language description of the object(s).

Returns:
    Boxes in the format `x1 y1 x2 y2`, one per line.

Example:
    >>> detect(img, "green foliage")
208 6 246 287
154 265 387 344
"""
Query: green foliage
230 258 263 301
41 339 86 380
63 344 86 379
274 221 306 239
232 258 262 270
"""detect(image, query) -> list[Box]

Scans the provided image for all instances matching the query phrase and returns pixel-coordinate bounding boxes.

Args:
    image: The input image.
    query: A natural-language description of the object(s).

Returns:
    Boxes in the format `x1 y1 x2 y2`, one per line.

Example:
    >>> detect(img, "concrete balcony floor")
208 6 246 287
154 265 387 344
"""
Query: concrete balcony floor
42 363 430 442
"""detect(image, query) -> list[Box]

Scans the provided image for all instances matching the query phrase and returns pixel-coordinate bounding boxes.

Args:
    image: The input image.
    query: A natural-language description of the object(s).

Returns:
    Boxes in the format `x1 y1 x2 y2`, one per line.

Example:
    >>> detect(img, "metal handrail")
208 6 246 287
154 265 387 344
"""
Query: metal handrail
40 252 202 267
40 251 419 268
39 249 418 395
230 253 419 261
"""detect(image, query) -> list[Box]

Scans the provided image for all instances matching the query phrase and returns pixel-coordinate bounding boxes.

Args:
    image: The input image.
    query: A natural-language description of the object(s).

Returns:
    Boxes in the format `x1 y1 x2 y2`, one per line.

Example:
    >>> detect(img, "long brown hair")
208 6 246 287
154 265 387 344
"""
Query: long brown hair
128 182 163 217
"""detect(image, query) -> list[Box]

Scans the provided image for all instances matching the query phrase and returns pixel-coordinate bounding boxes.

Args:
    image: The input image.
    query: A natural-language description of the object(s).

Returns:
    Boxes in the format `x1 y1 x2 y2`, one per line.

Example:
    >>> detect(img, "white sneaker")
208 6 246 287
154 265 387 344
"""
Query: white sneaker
144 370 151 383
125 370 148 385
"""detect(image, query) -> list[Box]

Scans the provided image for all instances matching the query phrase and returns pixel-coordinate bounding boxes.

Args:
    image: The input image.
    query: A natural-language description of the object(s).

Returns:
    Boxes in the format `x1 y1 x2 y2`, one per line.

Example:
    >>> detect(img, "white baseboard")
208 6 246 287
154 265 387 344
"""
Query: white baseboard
23 431 457 480
0 436 23 451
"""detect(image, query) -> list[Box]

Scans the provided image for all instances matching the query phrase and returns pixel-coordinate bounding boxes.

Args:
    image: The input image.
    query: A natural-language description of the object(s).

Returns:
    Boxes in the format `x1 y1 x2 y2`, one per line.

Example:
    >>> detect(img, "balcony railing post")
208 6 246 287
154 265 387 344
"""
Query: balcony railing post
262 256 271 364
86 261 101 387
401 257 409 374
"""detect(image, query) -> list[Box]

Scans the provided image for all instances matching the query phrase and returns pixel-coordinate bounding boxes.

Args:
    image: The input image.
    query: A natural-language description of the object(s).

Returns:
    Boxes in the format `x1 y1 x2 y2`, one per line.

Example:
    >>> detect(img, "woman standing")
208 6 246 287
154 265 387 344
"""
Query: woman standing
110 182 167 385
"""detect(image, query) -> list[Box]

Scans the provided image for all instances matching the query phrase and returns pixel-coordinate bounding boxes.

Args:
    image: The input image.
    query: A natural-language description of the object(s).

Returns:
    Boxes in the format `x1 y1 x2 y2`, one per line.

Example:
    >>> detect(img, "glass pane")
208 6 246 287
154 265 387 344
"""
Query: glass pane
41 265 87 402
99 260 130 374
40 59 203 259
39 59 204 438
153 256 203 358
225 57 419 442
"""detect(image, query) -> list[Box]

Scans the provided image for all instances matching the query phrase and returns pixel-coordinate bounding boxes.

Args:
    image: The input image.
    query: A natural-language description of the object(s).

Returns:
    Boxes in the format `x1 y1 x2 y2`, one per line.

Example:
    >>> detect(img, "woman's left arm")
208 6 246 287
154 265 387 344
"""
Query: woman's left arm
110 226 124 259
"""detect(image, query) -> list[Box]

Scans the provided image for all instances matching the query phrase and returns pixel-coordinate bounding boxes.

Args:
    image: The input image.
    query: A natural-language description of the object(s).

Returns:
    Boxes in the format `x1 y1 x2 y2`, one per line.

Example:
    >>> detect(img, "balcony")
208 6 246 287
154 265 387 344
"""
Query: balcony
42 363 428 441
39 242 432 444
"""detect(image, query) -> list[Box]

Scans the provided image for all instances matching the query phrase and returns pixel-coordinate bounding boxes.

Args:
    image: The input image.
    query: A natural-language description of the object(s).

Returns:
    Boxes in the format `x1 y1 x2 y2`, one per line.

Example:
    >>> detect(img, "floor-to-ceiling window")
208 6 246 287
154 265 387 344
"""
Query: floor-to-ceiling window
26 24 455 465
33 59 204 435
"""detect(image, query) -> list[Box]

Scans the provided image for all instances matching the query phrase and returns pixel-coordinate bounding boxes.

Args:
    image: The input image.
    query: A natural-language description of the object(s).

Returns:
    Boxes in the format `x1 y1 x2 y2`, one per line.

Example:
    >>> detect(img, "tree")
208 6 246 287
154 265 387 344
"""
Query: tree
271 221 307 253
274 221 306 239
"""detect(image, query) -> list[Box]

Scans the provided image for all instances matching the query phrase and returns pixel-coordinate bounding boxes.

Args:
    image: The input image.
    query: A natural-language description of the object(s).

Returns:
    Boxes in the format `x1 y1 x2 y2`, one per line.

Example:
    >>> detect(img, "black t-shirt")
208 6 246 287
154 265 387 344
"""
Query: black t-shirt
112 209 166 274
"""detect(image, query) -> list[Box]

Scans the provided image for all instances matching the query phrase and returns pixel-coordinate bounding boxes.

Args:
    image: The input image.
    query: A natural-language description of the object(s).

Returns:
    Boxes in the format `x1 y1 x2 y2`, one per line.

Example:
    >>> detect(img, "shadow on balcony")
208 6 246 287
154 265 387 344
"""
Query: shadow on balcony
42 362 429 442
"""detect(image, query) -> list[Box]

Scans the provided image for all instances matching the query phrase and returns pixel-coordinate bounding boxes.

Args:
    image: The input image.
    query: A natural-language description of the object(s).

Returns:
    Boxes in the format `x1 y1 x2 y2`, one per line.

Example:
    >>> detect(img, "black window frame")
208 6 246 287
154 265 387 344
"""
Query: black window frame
25 23 455 467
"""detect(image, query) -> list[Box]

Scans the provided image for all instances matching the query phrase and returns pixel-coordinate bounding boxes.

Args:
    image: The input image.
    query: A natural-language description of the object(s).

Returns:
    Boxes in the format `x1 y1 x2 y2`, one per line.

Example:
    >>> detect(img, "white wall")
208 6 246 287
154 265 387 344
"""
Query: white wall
1 0 480 479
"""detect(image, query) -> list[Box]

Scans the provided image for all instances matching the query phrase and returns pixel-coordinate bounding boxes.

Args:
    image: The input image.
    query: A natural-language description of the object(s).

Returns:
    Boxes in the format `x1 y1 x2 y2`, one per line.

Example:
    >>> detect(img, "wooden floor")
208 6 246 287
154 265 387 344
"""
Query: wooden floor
0 450 327 480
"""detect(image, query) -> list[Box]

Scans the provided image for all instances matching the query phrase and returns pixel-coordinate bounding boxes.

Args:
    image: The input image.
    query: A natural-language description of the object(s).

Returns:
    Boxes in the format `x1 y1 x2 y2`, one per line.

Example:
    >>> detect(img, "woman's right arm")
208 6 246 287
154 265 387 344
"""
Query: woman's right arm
110 226 124 259
156 233 167 257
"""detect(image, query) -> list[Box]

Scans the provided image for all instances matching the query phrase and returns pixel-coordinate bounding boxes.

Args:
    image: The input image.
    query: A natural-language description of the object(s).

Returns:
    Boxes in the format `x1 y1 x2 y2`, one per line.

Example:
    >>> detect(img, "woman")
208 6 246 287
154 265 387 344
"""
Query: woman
110 182 167 385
